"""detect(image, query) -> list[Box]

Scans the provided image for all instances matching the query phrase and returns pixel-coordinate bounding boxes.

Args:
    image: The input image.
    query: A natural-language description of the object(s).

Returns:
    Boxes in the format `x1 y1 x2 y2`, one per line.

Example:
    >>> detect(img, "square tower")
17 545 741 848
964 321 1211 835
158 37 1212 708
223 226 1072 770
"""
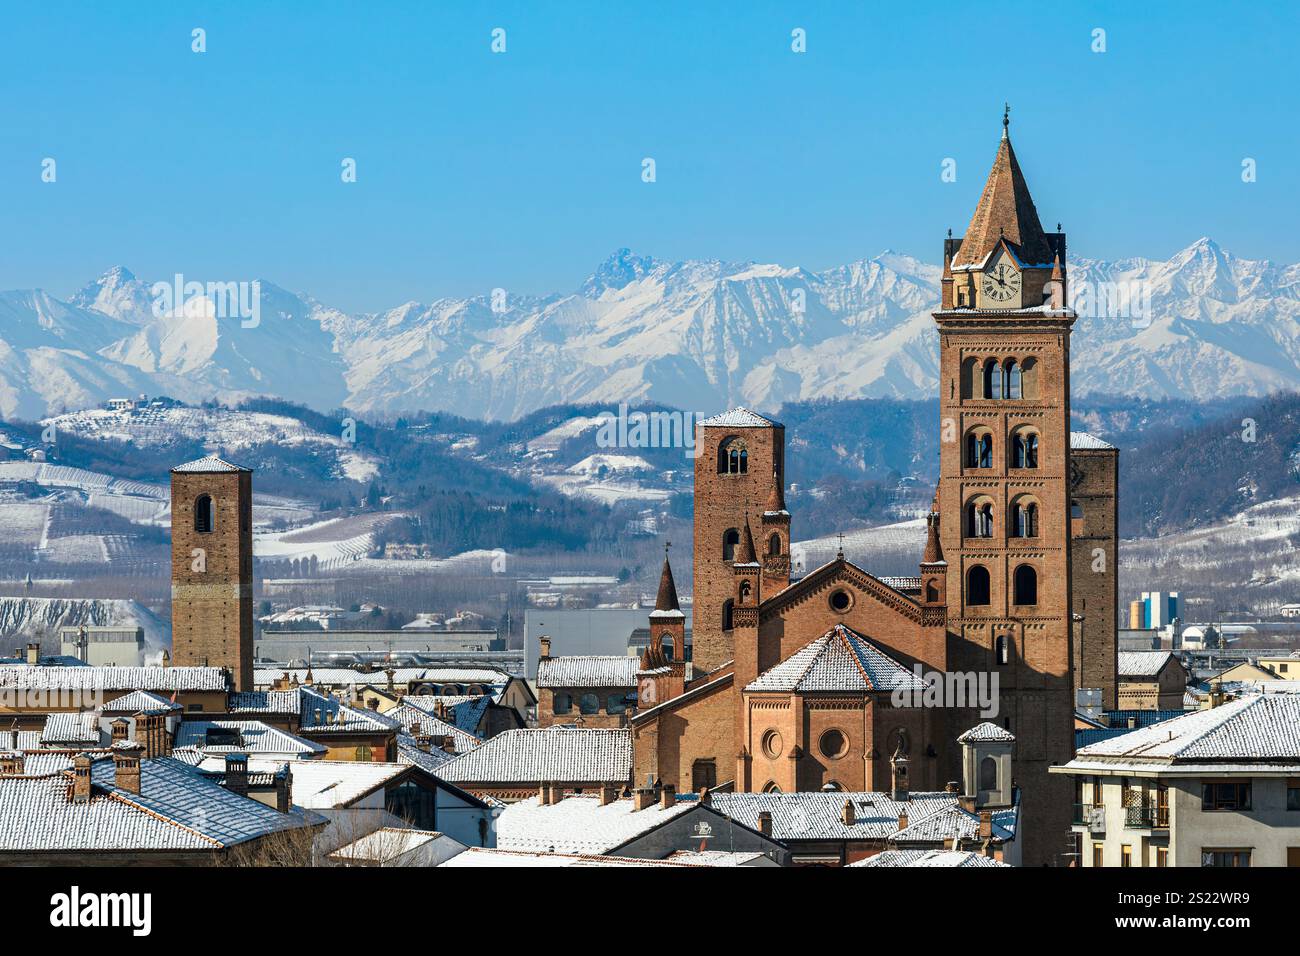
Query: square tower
934 115 1075 866
692 408 785 673
1069 433 1119 709
170 455 254 691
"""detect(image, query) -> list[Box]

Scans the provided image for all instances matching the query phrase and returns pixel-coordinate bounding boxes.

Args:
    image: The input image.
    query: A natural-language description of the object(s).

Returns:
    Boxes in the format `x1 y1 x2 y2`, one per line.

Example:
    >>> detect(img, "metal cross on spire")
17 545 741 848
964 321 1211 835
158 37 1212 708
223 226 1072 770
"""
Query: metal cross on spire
1002 102 1010 138
836 532 845 559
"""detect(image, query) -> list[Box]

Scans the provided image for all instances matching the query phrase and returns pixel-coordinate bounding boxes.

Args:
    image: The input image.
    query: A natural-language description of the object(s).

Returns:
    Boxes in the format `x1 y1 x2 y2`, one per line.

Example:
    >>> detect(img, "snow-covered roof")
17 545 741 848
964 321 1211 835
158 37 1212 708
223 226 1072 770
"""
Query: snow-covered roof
437 728 632 786
437 847 723 867
850 849 1010 868
890 802 1018 845
0 666 228 692
227 690 301 715
253 667 509 688
957 722 1016 744
1073 695 1300 764
171 455 251 473
401 694 493 735
41 712 101 746
328 827 462 864
297 687 399 734
745 624 925 694
101 690 182 714
286 760 412 809
709 791 957 842
537 656 639 689
386 702 480 754
1118 650 1178 678
1070 431 1116 451
496 794 696 855
173 720 326 756
698 407 782 429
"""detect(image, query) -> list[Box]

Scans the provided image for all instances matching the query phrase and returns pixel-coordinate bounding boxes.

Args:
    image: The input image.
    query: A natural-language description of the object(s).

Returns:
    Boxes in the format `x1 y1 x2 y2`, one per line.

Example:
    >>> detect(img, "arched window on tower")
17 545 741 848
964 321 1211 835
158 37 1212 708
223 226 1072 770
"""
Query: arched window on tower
194 494 214 534
995 634 1010 665
966 499 994 538
717 437 749 475
767 533 781 556
659 634 675 661
739 580 752 604
1013 501 1039 538
1005 360 1022 399
722 599 734 631
1012 430 1039 469
980 755 998 790
1013 565 1038 606
967 566 991 606
983 360 1003 400
723 528 740 561
966 431 993 469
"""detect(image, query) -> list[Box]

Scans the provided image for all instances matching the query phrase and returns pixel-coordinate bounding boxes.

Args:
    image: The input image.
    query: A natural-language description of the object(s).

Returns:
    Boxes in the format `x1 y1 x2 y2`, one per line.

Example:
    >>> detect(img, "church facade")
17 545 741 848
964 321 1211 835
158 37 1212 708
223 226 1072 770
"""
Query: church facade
630 117 1118 867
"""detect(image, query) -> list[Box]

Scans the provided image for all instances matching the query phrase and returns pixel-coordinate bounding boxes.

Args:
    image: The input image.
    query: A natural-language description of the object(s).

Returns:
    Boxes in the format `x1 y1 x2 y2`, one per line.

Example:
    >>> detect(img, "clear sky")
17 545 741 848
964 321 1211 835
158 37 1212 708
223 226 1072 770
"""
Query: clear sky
1 1 1296 312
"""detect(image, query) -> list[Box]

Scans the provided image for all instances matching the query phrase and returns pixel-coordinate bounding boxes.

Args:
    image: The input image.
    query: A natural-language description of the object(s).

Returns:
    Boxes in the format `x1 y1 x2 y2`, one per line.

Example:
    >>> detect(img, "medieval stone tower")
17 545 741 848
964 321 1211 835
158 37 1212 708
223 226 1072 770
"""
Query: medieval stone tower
170 455 254 691
691 409 786 673
934 113 1076 866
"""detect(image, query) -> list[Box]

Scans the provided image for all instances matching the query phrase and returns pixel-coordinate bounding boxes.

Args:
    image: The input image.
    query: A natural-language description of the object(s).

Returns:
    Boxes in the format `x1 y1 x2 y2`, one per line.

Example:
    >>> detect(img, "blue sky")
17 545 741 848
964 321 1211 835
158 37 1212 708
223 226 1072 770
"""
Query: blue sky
1 1 1296 312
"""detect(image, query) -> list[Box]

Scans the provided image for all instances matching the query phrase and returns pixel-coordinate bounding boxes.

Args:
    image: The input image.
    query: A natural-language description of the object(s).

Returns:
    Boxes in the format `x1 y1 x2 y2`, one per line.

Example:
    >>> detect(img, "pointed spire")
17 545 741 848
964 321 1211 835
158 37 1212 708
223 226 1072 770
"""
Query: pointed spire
922 511 945 564
952 112 1052 268
737 520 758 565
765 468 786 513
654 544 680 612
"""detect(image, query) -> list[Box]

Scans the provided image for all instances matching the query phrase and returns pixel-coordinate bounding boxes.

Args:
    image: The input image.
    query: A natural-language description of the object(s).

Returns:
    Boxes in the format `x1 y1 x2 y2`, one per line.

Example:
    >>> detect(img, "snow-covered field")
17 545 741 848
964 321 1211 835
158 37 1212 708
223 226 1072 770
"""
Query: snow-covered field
253 513 402 568
795 517 930 577
43 405 381 481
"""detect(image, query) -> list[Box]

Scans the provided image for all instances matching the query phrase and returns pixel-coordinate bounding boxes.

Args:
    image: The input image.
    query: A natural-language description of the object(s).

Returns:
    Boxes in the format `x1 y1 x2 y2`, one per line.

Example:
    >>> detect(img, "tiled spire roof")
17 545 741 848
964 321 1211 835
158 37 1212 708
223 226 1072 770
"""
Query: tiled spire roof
922 511 944 565
736 520 757 565
765 470 786 514
952 122 1052 268
655 553 680 613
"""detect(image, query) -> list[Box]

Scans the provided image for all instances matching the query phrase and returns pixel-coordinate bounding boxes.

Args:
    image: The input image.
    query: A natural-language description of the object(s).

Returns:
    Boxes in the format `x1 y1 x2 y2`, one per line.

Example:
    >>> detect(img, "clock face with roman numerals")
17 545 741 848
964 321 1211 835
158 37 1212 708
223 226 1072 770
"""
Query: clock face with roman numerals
982 262 1021 303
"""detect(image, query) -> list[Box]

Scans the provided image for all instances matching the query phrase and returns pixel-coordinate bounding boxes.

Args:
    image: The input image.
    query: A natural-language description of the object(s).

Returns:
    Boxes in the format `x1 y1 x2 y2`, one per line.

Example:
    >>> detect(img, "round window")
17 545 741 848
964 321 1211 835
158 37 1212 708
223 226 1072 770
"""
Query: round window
819 729 848 759
829 589 852 613
762 729 783 759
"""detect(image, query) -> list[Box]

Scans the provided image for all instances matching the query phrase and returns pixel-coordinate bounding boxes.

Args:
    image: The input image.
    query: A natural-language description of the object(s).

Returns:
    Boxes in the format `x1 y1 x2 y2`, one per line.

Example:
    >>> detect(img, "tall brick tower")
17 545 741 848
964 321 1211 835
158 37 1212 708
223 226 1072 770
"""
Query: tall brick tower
170 455 254 691
934 111 1076 866
691 409 785 673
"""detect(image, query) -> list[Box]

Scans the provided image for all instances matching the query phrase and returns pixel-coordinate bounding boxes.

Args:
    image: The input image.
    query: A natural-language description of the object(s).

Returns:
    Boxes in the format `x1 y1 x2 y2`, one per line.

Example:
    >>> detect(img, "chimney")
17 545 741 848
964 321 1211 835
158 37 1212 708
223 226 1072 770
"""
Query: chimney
698 787 712 807
979 810 992 840
841 799 855 826
72 753 93 804
439 735 456 754
25 642 39 666
897 811 908 831
633 786 657 811
757 810 772 837
538 636 552 661
945 780 960 793
224 753 249 797
600 783 618 806
659 783 676 810
0 751 23 775
112 742 144 795
134 713 171 759
538 782 549 804
275 767 292 813
958 794 977 813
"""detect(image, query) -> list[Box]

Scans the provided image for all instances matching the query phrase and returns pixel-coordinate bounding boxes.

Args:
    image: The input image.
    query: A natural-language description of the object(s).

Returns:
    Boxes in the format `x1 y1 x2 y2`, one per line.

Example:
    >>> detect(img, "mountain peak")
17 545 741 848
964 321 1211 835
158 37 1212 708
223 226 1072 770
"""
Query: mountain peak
580 248 659 297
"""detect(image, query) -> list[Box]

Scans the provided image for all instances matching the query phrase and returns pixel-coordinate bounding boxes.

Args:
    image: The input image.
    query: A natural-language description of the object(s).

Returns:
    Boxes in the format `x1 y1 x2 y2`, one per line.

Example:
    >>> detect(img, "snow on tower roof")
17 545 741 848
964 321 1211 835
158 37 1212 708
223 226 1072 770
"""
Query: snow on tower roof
698 407 782 428
171 455 251 473
1070 431 1116 451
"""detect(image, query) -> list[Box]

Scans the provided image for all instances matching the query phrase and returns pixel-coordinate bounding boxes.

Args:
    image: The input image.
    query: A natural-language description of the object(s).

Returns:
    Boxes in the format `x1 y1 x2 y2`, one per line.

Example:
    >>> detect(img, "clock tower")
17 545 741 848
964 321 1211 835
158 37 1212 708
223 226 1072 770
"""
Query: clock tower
934 109 1075 866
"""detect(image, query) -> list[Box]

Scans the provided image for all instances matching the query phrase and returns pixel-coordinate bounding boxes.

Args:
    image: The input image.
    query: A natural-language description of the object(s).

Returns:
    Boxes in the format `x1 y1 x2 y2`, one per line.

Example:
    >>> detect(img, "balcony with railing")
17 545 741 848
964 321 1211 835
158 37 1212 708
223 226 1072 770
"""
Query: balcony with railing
1123 799 1169 830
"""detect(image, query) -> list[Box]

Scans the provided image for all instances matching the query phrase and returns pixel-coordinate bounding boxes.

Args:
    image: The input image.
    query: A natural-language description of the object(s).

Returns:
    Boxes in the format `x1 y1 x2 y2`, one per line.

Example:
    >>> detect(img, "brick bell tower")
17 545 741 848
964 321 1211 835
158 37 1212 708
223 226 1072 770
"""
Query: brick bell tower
170 455 255 691
934 109 1075 866
692 408 786 674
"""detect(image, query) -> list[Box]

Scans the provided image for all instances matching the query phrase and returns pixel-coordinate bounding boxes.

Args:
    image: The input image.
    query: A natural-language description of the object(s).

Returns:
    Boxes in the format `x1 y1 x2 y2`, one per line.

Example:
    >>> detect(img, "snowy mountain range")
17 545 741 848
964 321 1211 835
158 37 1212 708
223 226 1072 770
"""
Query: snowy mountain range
2 238 1298 421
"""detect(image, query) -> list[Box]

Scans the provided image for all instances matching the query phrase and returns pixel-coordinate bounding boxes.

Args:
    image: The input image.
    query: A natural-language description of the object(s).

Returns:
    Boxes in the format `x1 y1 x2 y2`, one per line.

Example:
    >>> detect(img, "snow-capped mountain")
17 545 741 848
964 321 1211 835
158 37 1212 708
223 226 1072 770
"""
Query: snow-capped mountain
1 237 1296 421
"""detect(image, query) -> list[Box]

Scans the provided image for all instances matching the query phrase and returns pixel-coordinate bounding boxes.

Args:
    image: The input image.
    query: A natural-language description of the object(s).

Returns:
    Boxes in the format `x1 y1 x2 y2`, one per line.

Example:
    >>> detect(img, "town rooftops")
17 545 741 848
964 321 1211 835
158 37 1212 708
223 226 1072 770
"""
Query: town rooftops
1065 695 1300 770
1070 431 1117 451
1118 651 1179 678
851 849 1010 868
171 455 251 473
0 665 228 693
298 687 399 734
537 656 640 689
40 712 102 747
287 760 414 809
386 701 481 754
253 666 509 689
438 847 736 867
437 728 632 786
890 802 1018 846
228 690 302 716
745 623 926 695
698 407 782 429
496 794 698 855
